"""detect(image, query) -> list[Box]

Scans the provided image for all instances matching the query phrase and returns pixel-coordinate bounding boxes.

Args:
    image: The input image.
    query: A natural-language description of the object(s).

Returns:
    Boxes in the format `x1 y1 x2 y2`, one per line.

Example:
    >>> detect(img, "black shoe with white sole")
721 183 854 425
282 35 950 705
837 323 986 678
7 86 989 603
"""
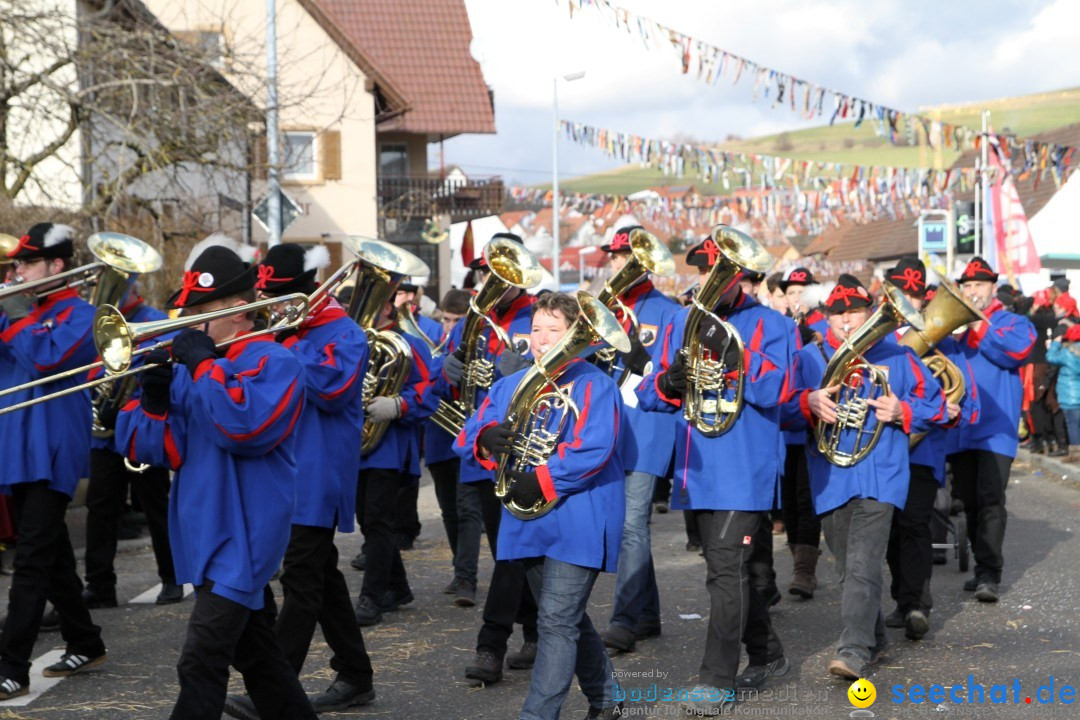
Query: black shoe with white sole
43 651 107 678
0 676 27 700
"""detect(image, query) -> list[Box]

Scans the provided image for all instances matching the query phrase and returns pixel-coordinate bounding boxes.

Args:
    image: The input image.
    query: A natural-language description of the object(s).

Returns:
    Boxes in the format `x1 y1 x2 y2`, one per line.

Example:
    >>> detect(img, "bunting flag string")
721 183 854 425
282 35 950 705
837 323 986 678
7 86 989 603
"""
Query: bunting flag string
553 0 1078 161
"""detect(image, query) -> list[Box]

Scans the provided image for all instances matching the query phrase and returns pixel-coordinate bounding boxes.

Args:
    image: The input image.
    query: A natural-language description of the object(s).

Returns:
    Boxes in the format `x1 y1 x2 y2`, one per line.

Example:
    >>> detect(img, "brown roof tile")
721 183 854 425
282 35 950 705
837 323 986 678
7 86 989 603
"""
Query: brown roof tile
306 0 495 138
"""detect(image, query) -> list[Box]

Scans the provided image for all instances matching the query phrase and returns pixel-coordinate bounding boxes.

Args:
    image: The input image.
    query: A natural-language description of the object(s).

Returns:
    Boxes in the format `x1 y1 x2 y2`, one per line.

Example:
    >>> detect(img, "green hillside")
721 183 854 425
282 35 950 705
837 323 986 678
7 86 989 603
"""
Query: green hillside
553 87 1080 196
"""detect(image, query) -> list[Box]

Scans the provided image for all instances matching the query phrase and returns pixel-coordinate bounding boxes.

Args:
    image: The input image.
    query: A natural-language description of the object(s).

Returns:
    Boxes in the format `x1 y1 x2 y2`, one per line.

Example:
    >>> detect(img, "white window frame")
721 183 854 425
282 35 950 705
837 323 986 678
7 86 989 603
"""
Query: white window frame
283 130 319 182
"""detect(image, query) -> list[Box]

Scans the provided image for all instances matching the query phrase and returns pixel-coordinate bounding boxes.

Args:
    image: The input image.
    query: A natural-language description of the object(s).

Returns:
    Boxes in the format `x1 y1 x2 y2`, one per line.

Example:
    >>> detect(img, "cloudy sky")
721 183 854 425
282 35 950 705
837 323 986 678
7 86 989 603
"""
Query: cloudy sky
435 0 1080 186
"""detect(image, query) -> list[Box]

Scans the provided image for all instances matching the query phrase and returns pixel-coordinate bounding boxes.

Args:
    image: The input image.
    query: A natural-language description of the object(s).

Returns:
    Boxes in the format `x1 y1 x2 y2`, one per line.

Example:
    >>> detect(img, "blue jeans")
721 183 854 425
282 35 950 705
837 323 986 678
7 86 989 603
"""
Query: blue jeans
1065 408 1080 446
520 557 616 720
609 471 660 631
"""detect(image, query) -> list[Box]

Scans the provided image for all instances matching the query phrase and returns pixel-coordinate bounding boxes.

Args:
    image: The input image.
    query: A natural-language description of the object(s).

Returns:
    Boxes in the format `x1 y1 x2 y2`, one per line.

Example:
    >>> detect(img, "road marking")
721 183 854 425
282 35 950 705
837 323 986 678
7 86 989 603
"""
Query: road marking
128 584 194 605
4 648 66 707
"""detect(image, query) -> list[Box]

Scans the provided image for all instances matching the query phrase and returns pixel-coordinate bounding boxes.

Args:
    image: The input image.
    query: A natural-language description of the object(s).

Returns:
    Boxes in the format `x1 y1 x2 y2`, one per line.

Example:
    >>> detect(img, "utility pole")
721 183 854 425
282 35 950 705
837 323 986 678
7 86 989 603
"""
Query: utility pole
266 0 281 247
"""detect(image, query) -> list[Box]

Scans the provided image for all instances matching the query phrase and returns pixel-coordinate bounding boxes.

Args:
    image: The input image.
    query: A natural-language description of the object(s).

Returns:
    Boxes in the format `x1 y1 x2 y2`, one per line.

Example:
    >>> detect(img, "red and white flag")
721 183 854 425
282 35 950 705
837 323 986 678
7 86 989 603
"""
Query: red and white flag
988 141 1041 276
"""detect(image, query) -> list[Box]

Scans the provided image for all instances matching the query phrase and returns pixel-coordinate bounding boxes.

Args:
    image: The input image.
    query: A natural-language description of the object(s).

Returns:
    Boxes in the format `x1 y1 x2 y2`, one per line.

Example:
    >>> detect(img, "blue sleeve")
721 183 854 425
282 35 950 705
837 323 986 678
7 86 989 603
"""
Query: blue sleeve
780 349 818 432
188 349 305 456
979 313 1037 369
455 376 509 465
286 328 368 413
636 320 681 414
398 336 436 424
740 314 796 410
899 348 947 435
115 371 188 471
0 302 95 377
1047 341 1080 372
432 319 465 400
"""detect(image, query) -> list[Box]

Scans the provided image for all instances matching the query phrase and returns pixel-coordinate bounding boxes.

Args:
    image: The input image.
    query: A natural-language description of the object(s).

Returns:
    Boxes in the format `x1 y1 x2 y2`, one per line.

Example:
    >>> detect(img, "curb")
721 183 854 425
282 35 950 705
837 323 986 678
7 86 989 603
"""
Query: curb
1016 448 1078 482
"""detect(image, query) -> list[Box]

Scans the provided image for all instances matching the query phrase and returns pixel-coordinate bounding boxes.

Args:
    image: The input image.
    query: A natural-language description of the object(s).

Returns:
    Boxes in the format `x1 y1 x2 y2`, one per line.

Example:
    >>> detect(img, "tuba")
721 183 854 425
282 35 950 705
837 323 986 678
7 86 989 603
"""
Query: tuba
814 282 925 467
494 292 630 520
594 228 676 385
430 237 543 436
680 225 774 437
897 279 987 447
344 237 430 455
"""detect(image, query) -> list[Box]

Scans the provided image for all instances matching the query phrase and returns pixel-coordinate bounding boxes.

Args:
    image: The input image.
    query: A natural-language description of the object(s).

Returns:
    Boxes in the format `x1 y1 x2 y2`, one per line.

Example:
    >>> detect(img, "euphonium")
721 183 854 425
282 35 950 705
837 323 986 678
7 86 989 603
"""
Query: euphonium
343 236 431 455
815 282 925 467
430 237 543 437
398 301 442 356
898 279 987 447
594 228 675 385
680 225 774 436
494 292 630 520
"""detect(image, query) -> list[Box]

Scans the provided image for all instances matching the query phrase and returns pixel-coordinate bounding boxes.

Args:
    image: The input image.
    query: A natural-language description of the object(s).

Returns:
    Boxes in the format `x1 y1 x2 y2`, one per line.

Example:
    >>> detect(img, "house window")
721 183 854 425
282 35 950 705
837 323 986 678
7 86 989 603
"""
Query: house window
379 144 409 177
283 131 318 181
196 31 227 69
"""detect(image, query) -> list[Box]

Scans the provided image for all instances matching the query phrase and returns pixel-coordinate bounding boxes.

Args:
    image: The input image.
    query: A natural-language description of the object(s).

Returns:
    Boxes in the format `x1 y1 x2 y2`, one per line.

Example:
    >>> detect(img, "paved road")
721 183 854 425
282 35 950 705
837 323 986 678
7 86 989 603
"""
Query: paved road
2 459 1078 719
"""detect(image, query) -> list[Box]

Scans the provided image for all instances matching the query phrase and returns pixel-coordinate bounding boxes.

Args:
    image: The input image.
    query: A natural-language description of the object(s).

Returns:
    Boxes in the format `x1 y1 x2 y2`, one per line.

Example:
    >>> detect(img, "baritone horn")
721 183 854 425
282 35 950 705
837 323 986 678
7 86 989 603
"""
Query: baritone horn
898 278 987 447
494 292 630 520
594 228 675 385
680 225 774 437
814 282 925 467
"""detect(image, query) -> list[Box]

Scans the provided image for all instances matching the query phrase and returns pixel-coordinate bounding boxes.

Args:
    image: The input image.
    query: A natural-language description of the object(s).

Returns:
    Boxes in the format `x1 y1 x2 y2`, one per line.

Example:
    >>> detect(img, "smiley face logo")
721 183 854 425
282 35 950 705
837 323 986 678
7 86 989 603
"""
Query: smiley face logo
848 678 876 708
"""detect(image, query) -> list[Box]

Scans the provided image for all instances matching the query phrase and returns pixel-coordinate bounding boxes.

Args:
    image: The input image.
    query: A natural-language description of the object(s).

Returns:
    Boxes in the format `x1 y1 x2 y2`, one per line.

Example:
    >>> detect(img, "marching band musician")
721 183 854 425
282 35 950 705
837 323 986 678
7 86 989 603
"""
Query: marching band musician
598 225 681 655
459 291 624 720
638 237 795 714
781 267 828 339
951 256 1036 603
83 285 181 609
0 223 108 700
223 243 375 719
116 236 315 719
883 258 975 640
352 290 436 627
440 234 540 684
782 274 946 680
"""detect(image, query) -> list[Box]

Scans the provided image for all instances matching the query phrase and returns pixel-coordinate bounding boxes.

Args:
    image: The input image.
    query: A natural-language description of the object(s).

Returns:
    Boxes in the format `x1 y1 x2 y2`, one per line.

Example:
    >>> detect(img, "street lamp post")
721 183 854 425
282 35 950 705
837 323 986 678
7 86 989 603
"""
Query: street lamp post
552 70 585 289
578 245 598 288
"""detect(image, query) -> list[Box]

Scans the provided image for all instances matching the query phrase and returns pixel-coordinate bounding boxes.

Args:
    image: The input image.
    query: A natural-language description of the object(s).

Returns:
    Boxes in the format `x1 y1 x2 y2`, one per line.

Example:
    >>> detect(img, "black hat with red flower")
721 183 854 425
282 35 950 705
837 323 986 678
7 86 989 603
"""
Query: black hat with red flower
255 243 330 296
167 234 257 309
779 267 816 291
958 256 998 284
7 223 76 261
887 257 928 296
601 225 643 254
824 274 873 312
686 236 723 268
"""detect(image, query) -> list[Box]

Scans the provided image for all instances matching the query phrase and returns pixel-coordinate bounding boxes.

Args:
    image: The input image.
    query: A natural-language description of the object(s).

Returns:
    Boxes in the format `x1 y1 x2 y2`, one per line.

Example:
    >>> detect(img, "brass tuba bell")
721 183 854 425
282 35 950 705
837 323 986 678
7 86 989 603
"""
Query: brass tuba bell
814 282 925 467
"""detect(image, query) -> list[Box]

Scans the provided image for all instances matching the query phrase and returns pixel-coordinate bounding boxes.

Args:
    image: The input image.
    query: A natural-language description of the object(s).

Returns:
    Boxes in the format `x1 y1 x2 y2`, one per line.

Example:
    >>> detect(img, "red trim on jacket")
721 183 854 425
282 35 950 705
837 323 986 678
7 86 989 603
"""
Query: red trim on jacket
556 379 591 460
900 401 913 434
536 464 558 502
214 377 298 442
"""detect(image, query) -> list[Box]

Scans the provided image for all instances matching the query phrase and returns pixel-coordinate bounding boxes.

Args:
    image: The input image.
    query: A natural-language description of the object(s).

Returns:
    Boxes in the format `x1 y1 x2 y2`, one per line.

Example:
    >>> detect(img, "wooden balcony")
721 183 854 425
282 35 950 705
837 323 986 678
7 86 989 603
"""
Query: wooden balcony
377 175 505 221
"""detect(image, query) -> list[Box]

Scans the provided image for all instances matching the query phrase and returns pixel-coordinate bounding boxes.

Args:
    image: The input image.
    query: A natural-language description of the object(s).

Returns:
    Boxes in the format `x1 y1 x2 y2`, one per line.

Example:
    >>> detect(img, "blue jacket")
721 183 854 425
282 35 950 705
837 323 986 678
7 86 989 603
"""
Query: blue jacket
781 329 945 514
0 288 97 497
910 336 979 485
1048 341 1080 409
91 300 169 453
116 334 304 610
614 280 681 477
457 359 624 572
359 326 436 477
282 298 369 531
638 291 797 512
952 300 1036 458
442 292 536 483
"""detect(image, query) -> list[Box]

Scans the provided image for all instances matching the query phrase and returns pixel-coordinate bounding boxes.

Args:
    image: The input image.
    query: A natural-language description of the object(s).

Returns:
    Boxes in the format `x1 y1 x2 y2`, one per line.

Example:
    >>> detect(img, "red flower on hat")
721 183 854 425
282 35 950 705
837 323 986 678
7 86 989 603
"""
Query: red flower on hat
827 285 866 308
175 270 213 308
702 239 720 266
788 270 808 282
7 234 37 258
895 268 924 292
611 232 630 249
255 264 293 290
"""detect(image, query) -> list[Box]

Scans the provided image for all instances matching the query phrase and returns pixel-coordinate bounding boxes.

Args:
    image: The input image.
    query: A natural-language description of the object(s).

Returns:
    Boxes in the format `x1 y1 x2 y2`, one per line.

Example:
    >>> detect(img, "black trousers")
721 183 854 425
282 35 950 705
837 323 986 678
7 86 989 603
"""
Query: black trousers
952 450 1012 583
781 446 821 547
0 481 105 684
886 464 938 613
746 512 778 602
694 510 782 686
392 481 421 544
172 585 315 720
275 524 373 686
1030 399 1068 446
357 468 409 601
476 559 540 657
85 449 175 589
429 458 460 559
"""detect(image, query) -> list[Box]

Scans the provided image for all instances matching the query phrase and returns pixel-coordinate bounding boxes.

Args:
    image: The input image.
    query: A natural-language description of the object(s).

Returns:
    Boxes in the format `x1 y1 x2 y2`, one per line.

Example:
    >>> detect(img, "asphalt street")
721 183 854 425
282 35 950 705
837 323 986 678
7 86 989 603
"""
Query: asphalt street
2 458 1078 720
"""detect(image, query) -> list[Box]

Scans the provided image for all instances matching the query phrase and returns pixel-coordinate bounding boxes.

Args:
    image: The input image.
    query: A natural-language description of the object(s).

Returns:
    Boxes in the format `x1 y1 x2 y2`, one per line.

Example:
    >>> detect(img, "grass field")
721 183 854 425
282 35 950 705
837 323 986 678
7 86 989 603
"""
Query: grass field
551 86 1080 196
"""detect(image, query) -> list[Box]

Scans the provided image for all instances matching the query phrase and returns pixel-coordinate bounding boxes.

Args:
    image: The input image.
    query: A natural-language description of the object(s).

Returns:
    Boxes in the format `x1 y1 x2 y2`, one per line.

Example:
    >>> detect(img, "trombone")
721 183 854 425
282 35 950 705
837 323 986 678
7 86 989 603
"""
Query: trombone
0 256 360 417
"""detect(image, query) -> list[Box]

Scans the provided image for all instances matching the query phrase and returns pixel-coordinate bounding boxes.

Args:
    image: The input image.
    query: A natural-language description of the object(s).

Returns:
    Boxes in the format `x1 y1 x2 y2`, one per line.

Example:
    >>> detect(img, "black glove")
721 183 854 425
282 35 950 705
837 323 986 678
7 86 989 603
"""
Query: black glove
798 321 818 347
497 349 530 377
0 294 33 321
443 347 466 387
478 419 515 457
139 348 174 415
700 316 743 369
507 468 545 509
620 332 651 376
171 329 217 375
657 353 687 398
96 401 120 432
